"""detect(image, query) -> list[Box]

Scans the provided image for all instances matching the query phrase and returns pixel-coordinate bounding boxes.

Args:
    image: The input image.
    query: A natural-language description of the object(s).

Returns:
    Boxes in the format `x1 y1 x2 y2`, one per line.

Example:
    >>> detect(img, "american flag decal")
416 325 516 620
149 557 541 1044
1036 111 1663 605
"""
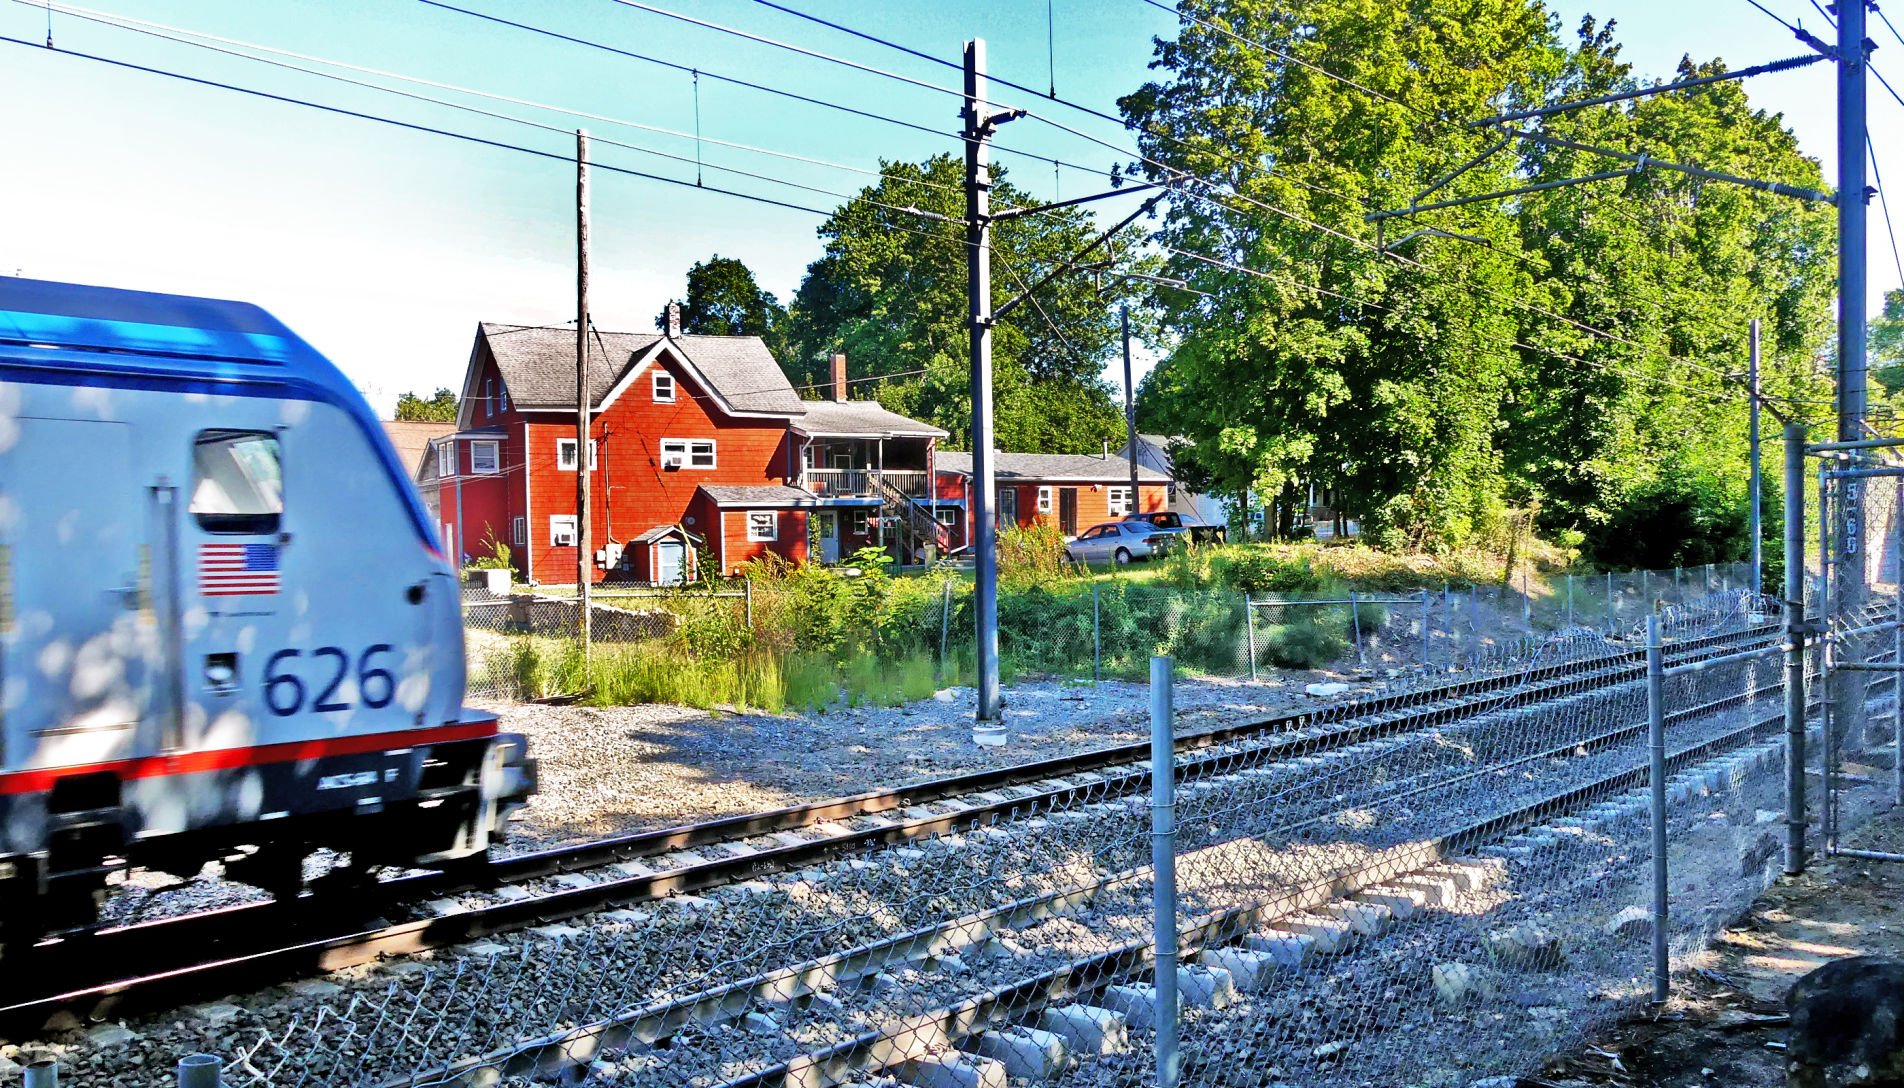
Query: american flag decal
199 543 280 596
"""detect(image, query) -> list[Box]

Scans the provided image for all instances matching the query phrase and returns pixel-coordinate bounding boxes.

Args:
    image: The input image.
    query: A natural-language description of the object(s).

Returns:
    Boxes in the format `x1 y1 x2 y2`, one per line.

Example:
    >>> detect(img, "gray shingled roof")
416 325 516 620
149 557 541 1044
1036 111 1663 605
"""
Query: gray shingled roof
795 399 947 438
698 484 826 507
480 323 806 416
935 451 1171 483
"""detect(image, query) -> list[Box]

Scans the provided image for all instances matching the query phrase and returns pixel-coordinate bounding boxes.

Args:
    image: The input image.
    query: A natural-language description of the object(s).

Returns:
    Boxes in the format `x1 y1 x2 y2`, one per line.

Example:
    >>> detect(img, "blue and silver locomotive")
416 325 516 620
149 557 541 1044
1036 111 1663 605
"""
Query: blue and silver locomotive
0 278 534 935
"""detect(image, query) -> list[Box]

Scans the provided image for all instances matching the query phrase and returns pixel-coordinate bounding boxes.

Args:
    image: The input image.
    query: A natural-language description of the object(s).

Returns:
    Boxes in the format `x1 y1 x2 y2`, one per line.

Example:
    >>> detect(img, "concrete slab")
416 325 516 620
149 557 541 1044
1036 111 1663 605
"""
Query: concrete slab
1037 1004 1128 1056
968 1027 1068 1080
1262 915 1347 954
895 1054 1007 1088
1321 900 1392 936
1199 947 1274 991
1178 966 1238 1009
1241 928 1316 967
1096 984 1158 1022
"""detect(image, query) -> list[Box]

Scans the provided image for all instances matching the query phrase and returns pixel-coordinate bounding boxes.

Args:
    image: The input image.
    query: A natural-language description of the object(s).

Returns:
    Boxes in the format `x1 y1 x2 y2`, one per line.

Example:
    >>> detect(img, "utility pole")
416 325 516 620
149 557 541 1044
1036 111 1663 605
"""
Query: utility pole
576 128 593 656
1833 1 1870 740
1122 305 1141 514
1749 317 1762 597
966 39 1015 725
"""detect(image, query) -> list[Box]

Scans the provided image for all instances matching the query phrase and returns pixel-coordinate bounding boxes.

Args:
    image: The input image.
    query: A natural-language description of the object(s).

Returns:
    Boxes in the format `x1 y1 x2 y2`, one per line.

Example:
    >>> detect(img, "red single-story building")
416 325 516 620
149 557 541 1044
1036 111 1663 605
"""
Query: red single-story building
931 451 1172 549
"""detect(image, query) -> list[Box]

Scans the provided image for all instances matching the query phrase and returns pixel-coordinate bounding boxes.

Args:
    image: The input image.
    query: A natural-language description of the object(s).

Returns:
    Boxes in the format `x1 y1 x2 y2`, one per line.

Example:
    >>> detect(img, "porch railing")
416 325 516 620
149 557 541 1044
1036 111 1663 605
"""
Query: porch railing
803 467 930 498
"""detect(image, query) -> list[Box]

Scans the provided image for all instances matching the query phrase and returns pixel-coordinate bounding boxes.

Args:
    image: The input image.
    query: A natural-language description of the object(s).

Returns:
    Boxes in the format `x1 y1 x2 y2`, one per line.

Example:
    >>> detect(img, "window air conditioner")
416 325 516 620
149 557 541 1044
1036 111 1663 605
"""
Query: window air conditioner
663 453 685 469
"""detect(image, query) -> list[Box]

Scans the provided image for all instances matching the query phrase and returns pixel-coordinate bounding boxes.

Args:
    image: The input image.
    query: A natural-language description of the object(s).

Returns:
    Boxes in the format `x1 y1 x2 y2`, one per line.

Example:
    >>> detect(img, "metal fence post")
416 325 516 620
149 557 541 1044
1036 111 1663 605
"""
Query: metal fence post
1093 582 1103 683
177 1054 222 1088
1349 590 1364 666
1419 590 1431 669
1243 592 1257 682
1150 654 1180 1088
1520 568 1532 636
1607 570 1616 634
1784 423 1809 875
939 579 952 672
1644 614 1669 1004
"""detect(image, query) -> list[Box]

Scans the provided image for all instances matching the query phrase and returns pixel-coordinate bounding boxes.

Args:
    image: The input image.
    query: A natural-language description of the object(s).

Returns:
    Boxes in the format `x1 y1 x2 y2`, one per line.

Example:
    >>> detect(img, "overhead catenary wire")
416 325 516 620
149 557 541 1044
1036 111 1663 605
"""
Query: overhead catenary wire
22 0 994 218
0 32 1009 248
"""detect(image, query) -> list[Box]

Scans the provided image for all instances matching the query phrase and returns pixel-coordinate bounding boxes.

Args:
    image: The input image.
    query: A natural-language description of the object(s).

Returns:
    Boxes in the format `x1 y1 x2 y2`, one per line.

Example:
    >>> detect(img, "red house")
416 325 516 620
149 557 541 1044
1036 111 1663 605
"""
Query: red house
433 318 948 584
932 451 1172 548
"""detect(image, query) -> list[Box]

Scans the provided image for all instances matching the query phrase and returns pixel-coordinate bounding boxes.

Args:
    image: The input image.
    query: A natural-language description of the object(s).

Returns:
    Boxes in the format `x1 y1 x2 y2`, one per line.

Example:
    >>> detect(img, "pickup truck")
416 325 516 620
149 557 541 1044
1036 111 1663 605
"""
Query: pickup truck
1119 511 1227 545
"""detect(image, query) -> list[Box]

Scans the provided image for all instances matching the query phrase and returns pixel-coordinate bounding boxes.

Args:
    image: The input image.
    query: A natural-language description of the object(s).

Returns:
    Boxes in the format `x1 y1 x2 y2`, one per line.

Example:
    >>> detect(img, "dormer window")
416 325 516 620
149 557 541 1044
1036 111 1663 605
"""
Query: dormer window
653 371 676 403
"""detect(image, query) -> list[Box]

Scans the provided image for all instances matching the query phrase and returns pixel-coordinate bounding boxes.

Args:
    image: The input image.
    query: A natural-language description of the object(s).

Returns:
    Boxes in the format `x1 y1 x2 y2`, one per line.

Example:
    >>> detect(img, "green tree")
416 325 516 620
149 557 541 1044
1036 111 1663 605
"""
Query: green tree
786 155 1130 452
1506 20 1835 550
1121 2 1835 555
660 255 790 360
1122 0 1554 546
395 388 458 422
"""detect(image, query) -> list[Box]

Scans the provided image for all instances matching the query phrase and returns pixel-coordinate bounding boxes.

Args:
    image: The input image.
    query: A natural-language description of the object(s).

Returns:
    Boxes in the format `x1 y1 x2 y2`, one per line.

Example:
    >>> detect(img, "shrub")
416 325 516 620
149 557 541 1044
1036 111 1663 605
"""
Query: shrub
998 524 1071 585
464 530 514 574
1262 615 1349 668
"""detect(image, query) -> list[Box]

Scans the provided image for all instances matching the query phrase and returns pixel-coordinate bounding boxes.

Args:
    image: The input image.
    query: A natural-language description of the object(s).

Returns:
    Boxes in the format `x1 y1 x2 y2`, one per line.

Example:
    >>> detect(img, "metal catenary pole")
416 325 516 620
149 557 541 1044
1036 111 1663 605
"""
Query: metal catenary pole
575 128 592 656
1644 614 1669 1004
1149 654 1181 1088
1784 424 1810 875
966 39 1008 724
1832 0 1872 749
1749 317 1763 597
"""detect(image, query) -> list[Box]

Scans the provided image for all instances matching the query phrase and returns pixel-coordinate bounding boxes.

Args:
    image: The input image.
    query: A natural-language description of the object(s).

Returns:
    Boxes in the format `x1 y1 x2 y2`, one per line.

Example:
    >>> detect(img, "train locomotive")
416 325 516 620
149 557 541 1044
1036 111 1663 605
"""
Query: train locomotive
0 277 536 936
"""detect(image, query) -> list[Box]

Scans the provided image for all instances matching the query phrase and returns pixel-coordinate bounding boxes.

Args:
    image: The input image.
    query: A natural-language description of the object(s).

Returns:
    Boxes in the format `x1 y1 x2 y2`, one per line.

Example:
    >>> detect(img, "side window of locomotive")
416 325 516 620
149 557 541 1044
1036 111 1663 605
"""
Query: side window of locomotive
190 430 284 534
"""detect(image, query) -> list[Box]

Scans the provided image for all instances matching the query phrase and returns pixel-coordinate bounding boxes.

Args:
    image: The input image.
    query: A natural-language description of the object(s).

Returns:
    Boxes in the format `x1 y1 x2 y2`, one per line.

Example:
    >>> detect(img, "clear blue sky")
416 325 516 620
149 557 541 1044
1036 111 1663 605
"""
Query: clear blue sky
0 0 1894 414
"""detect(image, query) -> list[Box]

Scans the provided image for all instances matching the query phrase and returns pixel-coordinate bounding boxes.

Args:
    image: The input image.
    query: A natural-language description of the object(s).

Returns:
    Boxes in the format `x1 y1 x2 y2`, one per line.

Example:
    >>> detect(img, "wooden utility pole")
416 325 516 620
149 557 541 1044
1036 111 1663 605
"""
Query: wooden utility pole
1122 306 1140 513
576 129 592 655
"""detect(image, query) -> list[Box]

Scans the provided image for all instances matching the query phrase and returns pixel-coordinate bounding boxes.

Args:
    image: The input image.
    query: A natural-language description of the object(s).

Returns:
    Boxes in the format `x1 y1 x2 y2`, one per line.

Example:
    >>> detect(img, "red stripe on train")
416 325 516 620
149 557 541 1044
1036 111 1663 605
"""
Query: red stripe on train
0 718 500 796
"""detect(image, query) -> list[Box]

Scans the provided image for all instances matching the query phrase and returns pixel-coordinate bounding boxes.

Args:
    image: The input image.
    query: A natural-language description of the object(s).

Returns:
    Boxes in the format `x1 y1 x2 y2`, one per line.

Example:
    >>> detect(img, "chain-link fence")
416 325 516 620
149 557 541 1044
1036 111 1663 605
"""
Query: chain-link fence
462 562 1763 708
154 590 1884 1088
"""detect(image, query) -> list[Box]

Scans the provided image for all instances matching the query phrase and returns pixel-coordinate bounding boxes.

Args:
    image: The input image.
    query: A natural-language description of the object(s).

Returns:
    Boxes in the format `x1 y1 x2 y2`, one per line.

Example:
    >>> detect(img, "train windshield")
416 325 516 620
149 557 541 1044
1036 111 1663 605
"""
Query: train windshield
191 430 283 534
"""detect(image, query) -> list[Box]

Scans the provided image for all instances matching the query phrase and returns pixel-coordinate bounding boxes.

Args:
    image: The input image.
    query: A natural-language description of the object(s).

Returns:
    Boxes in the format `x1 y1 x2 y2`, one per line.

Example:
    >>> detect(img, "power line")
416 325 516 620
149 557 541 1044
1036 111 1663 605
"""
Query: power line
732 0 1360 206
0 33 964 227
22 1 949 193
1870 133 1904 289
410 0 1145 210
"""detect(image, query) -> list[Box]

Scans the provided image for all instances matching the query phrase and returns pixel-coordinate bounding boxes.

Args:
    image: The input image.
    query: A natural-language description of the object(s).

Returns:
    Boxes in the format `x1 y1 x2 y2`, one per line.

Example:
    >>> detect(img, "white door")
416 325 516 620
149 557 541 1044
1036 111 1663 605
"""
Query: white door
818 512 840 562
1 417 155 768
655 540 685 586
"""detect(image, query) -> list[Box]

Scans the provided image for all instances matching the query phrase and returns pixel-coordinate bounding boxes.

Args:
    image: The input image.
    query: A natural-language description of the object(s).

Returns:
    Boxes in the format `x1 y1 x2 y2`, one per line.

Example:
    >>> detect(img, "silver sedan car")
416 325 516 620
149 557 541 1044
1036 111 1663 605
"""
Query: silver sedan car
1064 521 1171 565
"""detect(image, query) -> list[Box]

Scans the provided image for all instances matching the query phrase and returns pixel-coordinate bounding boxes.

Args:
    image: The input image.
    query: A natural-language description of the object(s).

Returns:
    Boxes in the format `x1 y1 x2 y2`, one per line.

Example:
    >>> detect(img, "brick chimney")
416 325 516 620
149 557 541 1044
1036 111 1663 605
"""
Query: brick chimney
830 352 848 402
665 301 682 339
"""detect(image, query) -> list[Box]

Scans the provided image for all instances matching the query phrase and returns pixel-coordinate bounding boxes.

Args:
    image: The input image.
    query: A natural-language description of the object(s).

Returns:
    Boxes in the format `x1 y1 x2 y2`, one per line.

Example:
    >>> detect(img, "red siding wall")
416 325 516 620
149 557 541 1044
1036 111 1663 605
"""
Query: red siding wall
714 507 810 573
929 471 1167 545
514 346 802 583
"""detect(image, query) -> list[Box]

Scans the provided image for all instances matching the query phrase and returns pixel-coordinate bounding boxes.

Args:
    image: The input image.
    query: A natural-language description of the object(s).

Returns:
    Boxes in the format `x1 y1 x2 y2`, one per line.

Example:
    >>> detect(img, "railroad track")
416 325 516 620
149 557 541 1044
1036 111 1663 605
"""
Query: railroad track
0 617 1780 1028
360 639 1812 1088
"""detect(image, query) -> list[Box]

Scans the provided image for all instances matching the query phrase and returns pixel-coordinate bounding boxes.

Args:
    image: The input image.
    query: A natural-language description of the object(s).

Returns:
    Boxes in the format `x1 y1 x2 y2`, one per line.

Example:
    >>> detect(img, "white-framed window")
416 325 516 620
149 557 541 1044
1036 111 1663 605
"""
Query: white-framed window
511 516 526 546
1037 486 1053 514
935 506 959 526
660 438 716 469
1108 486 1133 517
556 437 598 471
653 371 676 403
499 385 509 413
850 509 870 536
745 511 778 542
484 379 495 418
549 514 578 547
436 438 456 478
469 440 500 475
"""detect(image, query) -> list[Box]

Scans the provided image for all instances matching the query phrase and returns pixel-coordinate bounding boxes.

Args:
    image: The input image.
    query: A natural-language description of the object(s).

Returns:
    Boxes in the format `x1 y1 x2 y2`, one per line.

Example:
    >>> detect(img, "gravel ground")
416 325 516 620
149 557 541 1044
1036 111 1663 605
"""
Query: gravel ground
489 673 1316 855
